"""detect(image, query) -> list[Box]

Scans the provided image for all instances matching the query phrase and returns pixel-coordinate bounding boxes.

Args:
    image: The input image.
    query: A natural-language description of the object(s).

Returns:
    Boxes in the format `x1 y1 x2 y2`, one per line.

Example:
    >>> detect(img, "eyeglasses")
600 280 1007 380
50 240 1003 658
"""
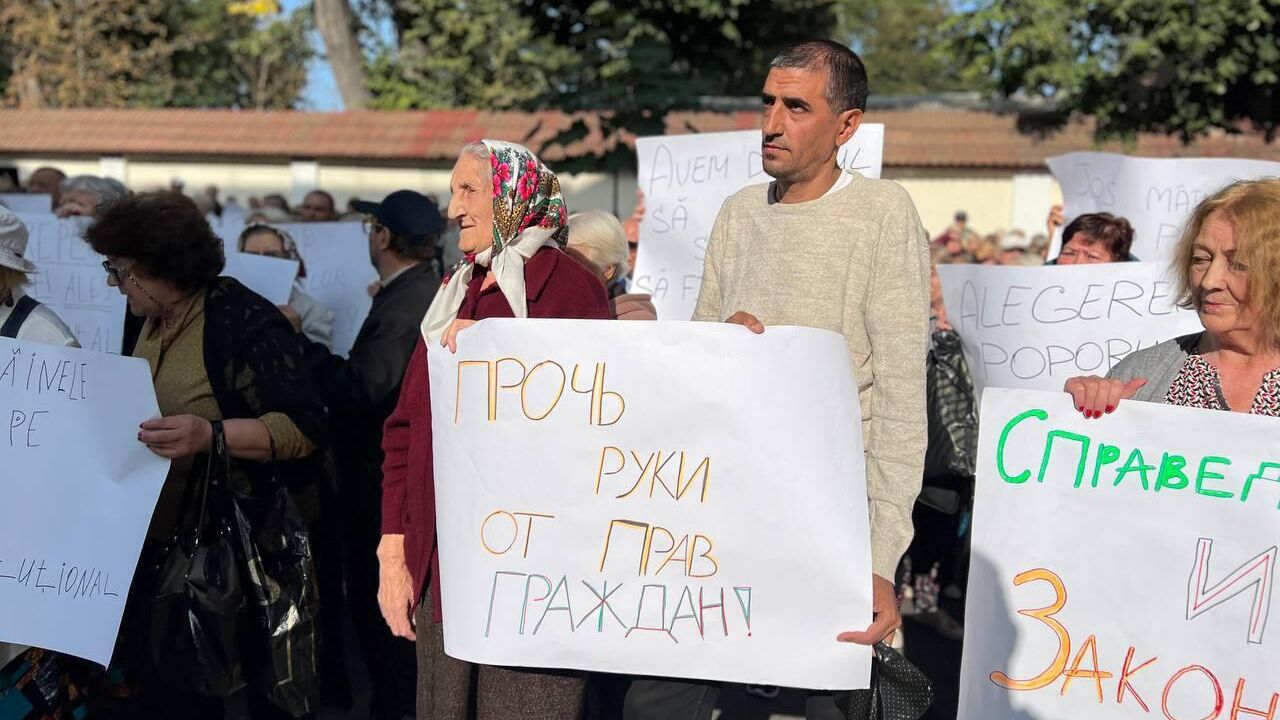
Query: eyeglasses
103 259 165 309
102 260 125 284
362 216 384 234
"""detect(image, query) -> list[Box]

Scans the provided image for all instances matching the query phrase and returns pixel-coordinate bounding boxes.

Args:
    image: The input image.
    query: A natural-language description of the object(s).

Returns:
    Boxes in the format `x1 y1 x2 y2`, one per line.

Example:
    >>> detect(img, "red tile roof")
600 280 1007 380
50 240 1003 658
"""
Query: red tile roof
0 108 1275 169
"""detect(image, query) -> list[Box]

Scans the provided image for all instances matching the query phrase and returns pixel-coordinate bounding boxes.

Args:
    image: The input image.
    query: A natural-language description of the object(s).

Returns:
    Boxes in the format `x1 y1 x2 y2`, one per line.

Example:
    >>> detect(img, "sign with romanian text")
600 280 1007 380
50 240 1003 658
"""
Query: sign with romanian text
937 262 1203 395
632 127 884 321
1046 152 1280 262
959 389 1280 720
19 214 125 354
0 338 170 665
428 319 873 689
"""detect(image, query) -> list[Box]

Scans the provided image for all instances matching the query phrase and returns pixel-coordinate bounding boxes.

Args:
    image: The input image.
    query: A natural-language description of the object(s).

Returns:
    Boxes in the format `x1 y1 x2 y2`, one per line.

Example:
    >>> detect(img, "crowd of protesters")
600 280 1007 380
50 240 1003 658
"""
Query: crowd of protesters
1 36 1277 720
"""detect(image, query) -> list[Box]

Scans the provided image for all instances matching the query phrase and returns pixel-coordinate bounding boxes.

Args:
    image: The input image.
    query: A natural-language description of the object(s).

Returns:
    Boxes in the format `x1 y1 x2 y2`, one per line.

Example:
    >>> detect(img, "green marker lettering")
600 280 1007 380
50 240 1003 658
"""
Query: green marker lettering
1086 444 1122 489
997 408 1047 485
1241 461 1280 506
1113 448 1153 491
1154 453 1189 492
1038 430 1091 487
1194 456 1234 499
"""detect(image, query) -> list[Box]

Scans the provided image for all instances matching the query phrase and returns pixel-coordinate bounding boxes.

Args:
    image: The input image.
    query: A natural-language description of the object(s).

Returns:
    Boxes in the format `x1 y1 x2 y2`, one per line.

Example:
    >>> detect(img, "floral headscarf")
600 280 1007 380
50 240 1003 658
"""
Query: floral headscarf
421 140 568 342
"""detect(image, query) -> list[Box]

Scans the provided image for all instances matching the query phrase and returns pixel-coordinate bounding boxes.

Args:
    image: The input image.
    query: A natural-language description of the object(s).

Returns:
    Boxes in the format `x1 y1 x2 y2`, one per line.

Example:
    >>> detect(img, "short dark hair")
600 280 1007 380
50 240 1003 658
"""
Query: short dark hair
86 191 225 291
306 189 335 210
387 230 435 263
770 40 869 113
262 193 291 212
1062 212 1135 261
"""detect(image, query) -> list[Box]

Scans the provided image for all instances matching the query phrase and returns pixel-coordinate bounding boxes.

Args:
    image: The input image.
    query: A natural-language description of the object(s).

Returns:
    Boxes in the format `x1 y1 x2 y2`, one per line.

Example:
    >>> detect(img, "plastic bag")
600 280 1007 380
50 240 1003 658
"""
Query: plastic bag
232 475 321 717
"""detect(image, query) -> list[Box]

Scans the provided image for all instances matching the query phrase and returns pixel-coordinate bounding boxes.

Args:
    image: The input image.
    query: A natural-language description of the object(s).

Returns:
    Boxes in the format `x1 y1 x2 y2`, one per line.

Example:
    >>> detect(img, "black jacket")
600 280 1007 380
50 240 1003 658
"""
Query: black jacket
301 262 439 523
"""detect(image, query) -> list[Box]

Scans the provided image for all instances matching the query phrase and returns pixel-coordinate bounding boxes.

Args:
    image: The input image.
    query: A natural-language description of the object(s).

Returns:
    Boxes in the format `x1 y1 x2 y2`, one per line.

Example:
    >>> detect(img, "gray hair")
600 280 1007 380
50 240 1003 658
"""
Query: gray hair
460 141 492 176
770 40 869 113
567 211 630 279
61 175 128 205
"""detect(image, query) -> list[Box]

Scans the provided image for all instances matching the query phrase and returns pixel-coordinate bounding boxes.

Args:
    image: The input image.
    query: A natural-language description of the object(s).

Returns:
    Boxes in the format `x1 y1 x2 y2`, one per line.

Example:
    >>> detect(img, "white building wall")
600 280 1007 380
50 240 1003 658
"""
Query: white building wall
3 154 1050 235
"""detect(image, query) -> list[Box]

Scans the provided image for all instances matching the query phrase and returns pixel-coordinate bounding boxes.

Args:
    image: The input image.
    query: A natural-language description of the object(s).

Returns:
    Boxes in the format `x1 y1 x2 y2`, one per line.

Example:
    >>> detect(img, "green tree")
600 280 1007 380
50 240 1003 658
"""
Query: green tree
950 0 1280 142
226 9 314 109
363 0 838 167
837 0 977 95
364 0 576 110
1 0 187 108
529 0 840 169
0 0 312 109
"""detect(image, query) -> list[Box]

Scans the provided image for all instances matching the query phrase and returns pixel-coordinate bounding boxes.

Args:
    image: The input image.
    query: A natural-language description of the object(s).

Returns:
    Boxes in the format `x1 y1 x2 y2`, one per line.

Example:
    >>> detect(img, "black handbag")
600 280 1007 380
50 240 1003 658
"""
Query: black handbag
837 643 934 720
923 329 978 484
231 441 322 717
147 420 247 698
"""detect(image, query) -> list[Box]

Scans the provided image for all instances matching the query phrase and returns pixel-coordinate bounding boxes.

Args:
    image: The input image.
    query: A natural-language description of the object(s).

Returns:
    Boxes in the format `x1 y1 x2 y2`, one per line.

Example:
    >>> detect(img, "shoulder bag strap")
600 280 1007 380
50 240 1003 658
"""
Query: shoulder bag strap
0 295 41 339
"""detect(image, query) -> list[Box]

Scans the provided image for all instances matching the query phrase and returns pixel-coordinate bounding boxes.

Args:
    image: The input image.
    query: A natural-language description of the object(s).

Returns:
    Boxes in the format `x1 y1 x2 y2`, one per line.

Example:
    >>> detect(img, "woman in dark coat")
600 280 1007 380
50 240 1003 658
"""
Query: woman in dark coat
89 192 328 719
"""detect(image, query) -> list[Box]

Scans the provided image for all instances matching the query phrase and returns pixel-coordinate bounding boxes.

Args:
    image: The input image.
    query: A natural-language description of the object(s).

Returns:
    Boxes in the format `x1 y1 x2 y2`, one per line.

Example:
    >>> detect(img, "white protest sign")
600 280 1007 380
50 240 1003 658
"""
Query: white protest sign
19 213 125 354
959 389 1280 720
285 222 376 357
0 337 170 665
222 252 299 305
220 205 247 232
0 194 53 214
1047 152 1280 262
937 262 1202 395
429 319 873 688
632 127 884 321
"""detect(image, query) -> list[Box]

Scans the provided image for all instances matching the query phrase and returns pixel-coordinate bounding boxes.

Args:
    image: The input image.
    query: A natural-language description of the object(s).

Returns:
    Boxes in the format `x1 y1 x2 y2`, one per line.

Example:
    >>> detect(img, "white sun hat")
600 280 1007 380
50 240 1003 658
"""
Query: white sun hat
0 207 36 274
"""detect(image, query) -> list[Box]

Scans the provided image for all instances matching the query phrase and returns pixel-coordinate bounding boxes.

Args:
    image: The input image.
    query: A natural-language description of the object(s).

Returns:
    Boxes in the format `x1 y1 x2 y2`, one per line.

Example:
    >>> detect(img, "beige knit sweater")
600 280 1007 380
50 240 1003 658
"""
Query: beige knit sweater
693 170 930 579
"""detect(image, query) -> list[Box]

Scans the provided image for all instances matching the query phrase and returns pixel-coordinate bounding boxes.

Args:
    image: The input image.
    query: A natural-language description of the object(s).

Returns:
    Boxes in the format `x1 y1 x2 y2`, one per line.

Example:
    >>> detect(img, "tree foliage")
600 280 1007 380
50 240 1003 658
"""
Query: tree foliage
530 0 840 168
0 0 313 109
364 0 839 167
837 0 978 95
1 0 184 108
950 0 1280 142
364 0 576 110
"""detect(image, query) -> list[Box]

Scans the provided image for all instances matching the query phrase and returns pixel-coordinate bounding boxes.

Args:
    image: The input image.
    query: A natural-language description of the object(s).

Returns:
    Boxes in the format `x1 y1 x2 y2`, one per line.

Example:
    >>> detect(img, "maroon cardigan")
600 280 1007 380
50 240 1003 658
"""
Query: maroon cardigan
380 246 611 621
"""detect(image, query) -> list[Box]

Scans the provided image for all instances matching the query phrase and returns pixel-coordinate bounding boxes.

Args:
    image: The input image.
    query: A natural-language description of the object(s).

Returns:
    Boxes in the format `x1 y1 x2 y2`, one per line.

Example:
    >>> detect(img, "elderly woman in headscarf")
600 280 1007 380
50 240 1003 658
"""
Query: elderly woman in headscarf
376 140 610 719
237 222 335 347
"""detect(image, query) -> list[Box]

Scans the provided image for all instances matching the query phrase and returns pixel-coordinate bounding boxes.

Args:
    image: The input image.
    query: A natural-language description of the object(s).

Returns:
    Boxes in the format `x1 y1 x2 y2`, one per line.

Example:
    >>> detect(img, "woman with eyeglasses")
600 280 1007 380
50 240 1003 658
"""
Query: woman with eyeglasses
88 191 329 719
237 223 335 348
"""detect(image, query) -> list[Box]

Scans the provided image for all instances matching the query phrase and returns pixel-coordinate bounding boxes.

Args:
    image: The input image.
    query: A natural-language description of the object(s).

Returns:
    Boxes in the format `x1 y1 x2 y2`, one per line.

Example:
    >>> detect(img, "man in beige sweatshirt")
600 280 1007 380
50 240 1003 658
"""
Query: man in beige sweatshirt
625 40 930 720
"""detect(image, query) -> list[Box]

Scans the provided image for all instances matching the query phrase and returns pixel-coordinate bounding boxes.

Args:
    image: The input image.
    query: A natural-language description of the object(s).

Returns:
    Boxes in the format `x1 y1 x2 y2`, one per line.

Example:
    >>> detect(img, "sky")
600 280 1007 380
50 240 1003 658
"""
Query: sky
281 0 343 111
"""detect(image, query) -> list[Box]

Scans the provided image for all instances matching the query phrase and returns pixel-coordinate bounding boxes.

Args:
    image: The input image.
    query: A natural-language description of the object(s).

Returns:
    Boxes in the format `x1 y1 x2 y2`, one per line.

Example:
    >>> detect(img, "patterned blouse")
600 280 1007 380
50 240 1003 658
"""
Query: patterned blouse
1165 353 1280 416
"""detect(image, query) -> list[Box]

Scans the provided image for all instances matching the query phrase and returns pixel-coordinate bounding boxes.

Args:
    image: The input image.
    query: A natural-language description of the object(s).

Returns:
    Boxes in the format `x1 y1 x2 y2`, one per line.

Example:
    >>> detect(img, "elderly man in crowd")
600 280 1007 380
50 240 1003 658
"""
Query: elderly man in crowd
626 39 930 720
300 189 340 222
295 189 442 720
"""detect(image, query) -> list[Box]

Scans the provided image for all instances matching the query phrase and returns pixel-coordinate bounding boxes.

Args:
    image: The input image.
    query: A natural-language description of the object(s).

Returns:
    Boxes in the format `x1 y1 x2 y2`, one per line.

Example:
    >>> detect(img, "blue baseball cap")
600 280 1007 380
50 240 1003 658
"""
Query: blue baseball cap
352 190 443 245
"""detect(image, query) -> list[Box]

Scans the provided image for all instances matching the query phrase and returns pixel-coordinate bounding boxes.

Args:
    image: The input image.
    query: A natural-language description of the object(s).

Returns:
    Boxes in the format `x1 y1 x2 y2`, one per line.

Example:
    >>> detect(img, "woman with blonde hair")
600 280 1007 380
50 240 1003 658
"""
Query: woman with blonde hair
1066 178 1280 417
566 210 657 320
